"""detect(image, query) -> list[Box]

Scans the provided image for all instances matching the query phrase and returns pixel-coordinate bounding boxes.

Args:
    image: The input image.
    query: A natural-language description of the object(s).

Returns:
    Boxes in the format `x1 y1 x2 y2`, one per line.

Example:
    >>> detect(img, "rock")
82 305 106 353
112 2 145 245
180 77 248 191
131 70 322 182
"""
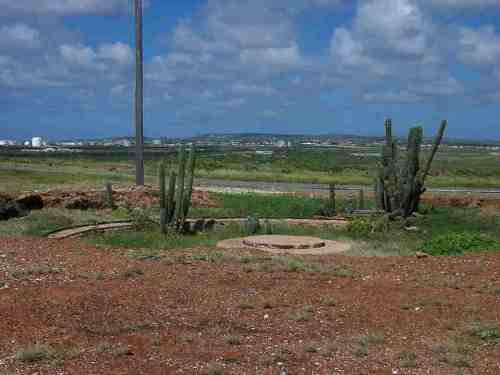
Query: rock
416 251 429 259
0 200 27 221
405 226 419 232
64 197 98 210
204 219 216 231
245 216 260 234
193 219 205 233
15 193 44 210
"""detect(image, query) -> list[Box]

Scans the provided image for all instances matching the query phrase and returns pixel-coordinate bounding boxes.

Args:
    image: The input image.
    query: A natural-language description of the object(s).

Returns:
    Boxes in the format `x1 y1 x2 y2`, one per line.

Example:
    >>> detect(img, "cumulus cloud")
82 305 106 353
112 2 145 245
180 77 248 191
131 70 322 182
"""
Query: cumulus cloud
97 42 134 65
0 0 130 16
327 0 465 101
60 42 133 67
427 0 500 8
362 90 423 103
458 26 500 65
0 23 40 49
231 83 277 96
239 44 303 69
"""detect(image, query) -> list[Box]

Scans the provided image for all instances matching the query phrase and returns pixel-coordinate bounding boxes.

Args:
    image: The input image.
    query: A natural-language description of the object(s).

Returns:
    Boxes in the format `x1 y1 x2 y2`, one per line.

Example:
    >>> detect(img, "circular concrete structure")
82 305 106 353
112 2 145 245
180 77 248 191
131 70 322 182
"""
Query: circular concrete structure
217 235 351 255
242 235 326 250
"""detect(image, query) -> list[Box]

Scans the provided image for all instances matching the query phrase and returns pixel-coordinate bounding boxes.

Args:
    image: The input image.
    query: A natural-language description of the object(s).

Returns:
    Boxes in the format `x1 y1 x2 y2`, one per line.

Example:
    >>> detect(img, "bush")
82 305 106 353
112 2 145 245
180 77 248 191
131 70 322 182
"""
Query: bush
420 232 500 256
347 218 373 236
347 216 392 236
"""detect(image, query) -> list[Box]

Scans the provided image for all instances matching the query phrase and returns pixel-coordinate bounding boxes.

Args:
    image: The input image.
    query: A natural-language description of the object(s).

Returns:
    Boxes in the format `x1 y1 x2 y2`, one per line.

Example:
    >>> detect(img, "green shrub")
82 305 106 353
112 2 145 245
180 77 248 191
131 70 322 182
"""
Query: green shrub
421 232 500 256
347 218 372 236
23 213 74 236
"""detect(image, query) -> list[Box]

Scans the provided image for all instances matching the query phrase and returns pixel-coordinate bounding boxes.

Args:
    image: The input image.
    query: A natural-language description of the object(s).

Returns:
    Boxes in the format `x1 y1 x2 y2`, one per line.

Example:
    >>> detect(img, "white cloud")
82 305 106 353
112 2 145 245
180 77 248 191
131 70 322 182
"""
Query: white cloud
0 23 40 49
218 98 246 108
97 42 133 65
232 83 277 96
328 0 462 100
60 44 97 67
60 42 133 68
428 0 500 8
239 44 302 69
362 90 423 103
459 26 500 65
0 0 130 16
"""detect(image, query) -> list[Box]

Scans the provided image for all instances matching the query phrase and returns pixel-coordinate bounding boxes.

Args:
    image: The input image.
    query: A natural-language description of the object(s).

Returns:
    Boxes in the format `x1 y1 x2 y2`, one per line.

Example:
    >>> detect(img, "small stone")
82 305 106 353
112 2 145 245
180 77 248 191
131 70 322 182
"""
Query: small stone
416 251 429 259
405 226 419 232
16 193 44 210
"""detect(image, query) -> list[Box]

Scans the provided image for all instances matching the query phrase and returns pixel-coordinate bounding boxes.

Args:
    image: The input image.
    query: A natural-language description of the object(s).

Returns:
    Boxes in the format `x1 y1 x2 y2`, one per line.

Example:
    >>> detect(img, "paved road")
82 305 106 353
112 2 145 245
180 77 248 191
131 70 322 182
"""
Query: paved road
2 164 500 195
195 178 500 195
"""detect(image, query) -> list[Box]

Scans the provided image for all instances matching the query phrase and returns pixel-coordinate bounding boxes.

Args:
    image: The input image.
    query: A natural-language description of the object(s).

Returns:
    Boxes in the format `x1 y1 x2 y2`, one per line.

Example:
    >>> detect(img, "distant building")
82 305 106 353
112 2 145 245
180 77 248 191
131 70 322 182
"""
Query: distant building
31 137 43 148
0 140 15 146
114 139 131 147
275 140 286 148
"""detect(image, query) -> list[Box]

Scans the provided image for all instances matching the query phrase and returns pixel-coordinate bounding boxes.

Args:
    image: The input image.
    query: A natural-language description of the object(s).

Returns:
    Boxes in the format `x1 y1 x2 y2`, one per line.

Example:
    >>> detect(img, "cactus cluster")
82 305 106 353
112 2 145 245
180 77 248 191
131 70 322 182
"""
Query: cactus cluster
159 146 196 233
375 119 447 218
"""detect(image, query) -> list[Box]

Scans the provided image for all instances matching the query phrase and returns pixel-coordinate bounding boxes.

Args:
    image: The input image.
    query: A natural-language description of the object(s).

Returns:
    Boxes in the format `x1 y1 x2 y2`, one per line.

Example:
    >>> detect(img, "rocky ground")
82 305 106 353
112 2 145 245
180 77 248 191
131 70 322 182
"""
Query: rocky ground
1 236 499 374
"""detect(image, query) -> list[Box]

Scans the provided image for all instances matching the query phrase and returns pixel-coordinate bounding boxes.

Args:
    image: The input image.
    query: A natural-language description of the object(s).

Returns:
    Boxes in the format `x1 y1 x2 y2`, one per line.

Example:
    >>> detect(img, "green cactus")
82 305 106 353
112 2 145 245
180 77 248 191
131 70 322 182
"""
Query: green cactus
174 145 187 229
358 189 365 210
182 146 196 222
157 145 197 233
105 182 114 209
376 119 447 218
166 170 177 224
159 163 167 233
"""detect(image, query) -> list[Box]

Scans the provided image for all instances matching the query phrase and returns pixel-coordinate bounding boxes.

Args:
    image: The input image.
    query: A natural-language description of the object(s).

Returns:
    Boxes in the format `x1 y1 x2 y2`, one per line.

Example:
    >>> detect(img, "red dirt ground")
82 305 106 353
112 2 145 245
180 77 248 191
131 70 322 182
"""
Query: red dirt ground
9 187 218 210
1 237 500 374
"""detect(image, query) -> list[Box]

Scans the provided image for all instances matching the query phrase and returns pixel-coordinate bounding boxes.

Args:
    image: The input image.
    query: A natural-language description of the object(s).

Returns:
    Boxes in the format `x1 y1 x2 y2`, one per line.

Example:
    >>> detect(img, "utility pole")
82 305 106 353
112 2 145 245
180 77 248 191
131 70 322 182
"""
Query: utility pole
134 0 144 185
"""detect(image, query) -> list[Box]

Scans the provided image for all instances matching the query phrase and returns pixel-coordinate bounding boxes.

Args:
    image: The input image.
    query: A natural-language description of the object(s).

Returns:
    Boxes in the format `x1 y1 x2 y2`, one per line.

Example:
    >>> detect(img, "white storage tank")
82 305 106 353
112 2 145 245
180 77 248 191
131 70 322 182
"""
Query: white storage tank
31 137 43 148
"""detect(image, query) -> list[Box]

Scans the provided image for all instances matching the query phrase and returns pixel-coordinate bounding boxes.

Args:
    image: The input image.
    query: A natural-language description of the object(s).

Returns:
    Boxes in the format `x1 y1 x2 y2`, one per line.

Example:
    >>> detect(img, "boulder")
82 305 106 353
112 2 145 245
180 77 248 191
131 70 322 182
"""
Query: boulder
15 193 44 210
0 200 27 221
64 197 99 210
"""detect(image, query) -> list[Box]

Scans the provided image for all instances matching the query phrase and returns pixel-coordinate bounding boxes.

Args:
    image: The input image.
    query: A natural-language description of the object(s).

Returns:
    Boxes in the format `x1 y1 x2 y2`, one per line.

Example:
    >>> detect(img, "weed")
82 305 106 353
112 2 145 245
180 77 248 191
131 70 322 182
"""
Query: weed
399 351 418 368
11 265 63 279
321 341 340 357
178 333 196 344
441 354 471 368
321 297 337 307
238 300 256 310
304 343 319 353
121 268 144 278
353 345 368 357
421 232 500 256
289 306 314 322
96 343 132 357
358 332 385 346
15 344 52 363
469 321 500 344
205 363 225 375
224 335 242 345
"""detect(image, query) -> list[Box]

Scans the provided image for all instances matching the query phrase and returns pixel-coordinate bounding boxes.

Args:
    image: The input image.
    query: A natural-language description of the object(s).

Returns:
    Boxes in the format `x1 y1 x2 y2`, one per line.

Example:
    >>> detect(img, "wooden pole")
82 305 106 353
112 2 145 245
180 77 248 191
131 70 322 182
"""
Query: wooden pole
134 0 144 186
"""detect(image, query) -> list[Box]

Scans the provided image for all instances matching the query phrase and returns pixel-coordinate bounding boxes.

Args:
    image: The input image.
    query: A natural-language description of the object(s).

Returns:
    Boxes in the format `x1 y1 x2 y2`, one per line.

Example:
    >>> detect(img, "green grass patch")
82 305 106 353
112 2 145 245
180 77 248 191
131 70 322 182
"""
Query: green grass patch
0 208 119 237
421 232 500 256
191 192 336 219
10 265 63 279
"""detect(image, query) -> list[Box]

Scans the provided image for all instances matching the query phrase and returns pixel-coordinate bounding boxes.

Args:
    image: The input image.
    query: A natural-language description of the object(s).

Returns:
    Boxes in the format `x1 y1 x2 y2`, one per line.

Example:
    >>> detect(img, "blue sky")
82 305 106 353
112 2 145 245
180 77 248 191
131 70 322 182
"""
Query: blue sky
1 0 500 140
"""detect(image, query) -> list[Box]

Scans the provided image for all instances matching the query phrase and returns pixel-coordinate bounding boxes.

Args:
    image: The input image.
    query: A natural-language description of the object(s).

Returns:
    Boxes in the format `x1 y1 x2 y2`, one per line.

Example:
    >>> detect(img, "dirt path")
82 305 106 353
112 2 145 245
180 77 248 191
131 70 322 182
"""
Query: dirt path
1 236 500 374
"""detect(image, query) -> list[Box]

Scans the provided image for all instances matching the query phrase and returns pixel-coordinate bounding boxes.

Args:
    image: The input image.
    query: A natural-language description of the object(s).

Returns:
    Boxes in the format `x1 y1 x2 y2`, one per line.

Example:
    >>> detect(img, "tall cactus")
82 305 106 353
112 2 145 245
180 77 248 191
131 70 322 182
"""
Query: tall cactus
159 162 167 233
105 182 114 209
376 119 447 218
158 145 197 233
166 170 177 224
183 146 196 221
174 145 187 228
